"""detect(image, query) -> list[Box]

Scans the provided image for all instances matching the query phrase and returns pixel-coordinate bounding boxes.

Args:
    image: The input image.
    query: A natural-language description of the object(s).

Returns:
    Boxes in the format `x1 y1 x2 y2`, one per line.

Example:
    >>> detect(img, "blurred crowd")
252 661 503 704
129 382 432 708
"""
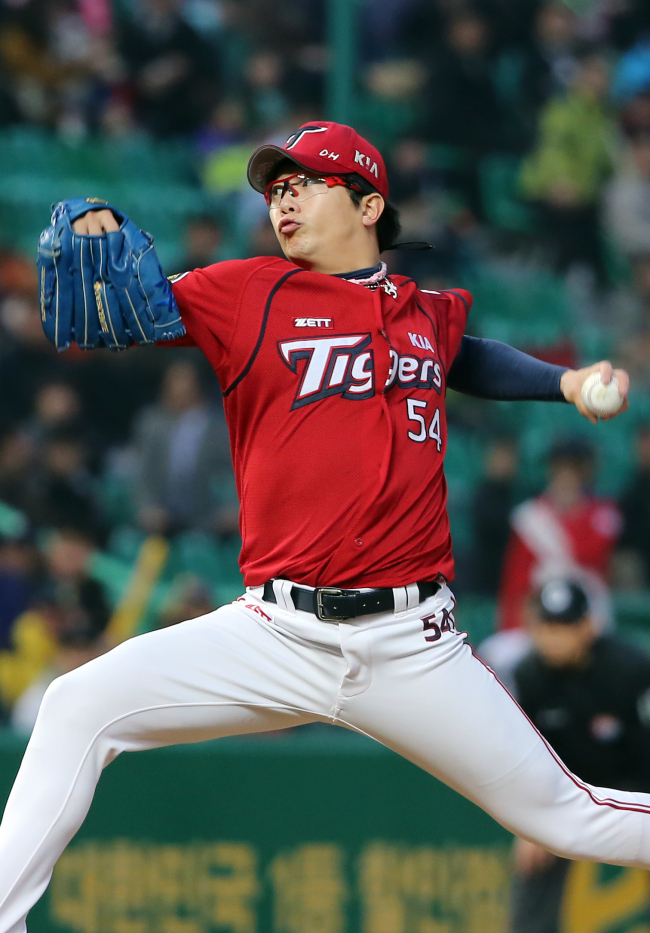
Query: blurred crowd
2 0 650 735
0 0 645 282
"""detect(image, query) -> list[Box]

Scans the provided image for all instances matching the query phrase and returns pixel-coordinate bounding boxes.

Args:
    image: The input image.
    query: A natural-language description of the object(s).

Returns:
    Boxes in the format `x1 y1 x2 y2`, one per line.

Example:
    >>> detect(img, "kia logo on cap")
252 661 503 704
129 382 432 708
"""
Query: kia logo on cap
247 121 389 199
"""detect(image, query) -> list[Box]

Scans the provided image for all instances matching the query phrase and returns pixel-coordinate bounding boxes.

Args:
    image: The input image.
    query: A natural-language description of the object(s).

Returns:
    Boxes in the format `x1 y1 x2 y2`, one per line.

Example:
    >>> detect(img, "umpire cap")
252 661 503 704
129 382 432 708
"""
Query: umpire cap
532 579 591 624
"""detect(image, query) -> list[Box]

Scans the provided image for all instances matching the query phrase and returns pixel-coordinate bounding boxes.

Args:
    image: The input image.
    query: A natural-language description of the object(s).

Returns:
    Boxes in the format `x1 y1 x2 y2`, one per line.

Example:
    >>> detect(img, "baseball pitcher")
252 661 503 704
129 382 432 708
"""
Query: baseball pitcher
0 122 642 933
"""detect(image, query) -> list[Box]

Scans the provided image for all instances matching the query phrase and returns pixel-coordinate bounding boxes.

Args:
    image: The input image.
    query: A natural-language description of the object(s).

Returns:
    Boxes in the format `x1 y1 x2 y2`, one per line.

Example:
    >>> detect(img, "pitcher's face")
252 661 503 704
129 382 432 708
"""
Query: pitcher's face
268 171 382 269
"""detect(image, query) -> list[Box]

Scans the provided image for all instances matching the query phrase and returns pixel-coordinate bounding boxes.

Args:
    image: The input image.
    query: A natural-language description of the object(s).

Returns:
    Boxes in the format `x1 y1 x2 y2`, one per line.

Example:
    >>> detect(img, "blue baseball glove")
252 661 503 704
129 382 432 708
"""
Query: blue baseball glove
37 197 186 351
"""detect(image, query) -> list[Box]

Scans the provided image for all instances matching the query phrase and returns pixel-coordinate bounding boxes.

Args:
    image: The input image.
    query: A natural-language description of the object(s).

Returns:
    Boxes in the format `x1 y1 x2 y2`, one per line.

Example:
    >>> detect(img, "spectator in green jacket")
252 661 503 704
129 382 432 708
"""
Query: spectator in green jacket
520 50 618 284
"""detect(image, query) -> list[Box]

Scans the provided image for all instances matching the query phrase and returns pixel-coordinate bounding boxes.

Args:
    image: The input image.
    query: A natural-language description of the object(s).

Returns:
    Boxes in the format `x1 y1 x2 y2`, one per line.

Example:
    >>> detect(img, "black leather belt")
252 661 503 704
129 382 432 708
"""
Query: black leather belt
262 579 442 622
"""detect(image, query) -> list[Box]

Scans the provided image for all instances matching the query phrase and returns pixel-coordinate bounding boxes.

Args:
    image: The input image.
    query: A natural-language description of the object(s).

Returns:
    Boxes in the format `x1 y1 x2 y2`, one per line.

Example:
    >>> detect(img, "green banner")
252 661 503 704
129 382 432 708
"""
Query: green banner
0 729 648 933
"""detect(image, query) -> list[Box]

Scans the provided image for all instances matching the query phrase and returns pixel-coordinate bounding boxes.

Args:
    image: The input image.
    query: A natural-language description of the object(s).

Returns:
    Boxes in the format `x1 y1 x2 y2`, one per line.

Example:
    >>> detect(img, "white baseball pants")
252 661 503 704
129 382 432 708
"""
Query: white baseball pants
1 583 650 933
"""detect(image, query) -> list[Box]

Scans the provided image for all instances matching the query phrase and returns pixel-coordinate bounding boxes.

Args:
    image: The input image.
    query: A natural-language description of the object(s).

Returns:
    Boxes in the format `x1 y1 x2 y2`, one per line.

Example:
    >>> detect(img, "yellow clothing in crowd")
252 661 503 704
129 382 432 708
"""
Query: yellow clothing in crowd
0 612 57 708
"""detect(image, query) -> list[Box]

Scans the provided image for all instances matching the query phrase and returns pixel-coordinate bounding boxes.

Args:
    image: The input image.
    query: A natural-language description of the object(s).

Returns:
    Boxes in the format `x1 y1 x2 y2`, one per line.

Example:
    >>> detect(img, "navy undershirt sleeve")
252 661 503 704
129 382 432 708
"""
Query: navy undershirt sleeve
447 336 568 401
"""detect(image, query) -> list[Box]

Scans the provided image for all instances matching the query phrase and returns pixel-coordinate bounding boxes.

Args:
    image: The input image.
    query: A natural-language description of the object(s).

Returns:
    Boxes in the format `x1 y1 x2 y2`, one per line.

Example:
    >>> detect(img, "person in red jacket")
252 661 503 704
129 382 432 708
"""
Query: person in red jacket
0 123 643 933
498 438 622 632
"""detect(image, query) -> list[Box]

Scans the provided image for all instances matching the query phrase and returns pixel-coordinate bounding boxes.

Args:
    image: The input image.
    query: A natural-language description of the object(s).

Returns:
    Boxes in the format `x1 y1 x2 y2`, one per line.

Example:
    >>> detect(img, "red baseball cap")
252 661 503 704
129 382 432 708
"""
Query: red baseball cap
247 121 389 200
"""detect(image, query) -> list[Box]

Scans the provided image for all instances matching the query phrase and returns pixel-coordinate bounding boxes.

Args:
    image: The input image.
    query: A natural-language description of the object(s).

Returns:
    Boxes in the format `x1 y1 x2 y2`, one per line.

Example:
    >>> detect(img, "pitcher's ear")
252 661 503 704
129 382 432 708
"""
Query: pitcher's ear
361 192 385 227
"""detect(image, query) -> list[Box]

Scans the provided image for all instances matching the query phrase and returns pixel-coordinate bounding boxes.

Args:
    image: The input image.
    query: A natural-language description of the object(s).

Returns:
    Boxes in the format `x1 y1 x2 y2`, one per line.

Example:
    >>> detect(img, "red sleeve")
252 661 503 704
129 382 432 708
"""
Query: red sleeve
167 261 248 375
164 257 294 389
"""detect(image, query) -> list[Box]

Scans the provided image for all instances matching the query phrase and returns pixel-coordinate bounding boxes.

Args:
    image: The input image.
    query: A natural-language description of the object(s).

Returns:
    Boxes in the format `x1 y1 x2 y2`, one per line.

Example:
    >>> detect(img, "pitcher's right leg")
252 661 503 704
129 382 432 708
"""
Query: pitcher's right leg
0 600 344 933
336 588 650 868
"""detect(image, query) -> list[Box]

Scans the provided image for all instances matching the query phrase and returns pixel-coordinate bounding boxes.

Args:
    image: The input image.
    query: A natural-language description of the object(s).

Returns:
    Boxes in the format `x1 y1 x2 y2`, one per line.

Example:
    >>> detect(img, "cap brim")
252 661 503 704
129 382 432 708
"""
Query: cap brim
247 144 347 194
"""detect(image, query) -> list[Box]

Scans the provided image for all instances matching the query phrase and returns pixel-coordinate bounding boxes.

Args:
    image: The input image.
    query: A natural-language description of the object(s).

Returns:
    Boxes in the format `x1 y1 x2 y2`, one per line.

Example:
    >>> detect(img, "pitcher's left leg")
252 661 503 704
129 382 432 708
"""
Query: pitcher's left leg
336 586 650 868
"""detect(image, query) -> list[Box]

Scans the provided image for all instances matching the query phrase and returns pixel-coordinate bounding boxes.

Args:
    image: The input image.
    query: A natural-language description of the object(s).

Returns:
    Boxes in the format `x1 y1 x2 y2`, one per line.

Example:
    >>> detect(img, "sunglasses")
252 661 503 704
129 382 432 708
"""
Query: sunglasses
265 173 361 208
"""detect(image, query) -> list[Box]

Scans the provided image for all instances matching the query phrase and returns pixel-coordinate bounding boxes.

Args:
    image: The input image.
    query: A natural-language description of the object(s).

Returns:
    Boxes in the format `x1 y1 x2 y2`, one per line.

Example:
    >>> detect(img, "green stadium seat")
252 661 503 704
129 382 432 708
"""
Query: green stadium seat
445 430 485 551
453 595 497 645
463 265 570 347
0 129 210 263
615 592 650 638
0 500 28 539
426 143 473 171
107 526 148 566
172 532 244 606
515 400 640 498
479 154 539 234
97 473 137 528
87 550 133 609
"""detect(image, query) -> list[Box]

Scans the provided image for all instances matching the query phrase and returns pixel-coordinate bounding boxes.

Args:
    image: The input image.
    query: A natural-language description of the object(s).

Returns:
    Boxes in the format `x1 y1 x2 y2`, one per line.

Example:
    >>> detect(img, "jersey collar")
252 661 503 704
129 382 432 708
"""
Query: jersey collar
334 262 387 286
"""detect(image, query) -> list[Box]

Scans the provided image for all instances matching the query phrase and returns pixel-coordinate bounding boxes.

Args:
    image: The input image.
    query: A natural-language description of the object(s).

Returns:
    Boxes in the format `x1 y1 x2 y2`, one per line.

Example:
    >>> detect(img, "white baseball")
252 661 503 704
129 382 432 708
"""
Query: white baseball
580 372 624 415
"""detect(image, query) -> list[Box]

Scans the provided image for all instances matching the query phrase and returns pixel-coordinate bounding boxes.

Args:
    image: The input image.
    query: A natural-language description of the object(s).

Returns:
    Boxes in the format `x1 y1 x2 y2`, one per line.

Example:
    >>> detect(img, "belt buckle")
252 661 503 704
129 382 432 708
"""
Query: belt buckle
316 587 348 622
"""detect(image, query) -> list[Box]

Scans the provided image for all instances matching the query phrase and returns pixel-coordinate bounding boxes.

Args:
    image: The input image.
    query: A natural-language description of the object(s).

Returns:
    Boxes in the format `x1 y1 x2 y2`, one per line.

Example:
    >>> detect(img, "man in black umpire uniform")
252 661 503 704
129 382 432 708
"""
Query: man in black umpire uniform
510 578 650 933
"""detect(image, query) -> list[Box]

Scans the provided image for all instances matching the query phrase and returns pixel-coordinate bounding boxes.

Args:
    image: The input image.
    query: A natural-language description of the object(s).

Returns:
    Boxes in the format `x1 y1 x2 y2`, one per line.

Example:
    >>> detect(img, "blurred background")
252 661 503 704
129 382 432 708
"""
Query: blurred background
2 0 650 930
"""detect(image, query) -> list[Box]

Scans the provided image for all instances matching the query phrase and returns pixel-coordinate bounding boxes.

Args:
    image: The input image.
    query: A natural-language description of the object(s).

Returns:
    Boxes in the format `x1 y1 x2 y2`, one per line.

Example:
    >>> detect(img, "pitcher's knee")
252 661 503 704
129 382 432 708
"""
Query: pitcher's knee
35 663 113 738
511 794 606 861
522 821 589 860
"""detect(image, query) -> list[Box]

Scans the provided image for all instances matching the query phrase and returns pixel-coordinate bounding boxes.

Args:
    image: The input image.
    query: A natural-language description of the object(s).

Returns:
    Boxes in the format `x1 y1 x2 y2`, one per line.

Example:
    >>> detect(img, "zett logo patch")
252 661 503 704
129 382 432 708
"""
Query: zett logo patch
294 318 332 328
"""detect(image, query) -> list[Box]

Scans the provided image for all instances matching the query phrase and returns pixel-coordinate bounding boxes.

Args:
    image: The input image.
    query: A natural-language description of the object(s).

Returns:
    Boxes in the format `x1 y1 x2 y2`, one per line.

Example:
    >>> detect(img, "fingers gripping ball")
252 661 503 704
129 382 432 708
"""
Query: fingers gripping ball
38 198 186 351
581 372 624 416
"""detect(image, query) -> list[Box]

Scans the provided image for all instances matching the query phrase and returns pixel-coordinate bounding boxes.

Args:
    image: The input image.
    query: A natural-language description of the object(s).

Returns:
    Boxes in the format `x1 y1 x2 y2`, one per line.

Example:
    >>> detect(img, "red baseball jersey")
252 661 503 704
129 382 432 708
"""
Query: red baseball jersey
170 257 471 588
